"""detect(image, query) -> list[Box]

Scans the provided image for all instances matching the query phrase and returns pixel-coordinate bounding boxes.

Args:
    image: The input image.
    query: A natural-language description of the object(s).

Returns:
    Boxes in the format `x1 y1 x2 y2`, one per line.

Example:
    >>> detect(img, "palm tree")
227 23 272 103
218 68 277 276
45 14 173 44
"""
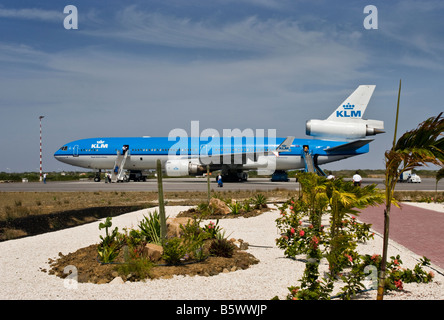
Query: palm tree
377 82 444 299
326 178 383 277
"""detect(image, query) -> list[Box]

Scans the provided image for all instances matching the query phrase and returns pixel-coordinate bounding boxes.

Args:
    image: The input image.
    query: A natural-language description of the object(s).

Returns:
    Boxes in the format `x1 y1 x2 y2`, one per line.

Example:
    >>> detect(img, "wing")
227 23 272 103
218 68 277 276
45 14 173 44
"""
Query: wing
195 136 295 166
324 139 373 154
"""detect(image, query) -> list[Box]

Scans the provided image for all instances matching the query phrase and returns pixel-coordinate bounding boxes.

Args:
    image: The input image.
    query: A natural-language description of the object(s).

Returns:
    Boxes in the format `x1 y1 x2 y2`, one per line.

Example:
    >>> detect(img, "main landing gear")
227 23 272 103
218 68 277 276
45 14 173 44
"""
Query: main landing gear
94 169 101 182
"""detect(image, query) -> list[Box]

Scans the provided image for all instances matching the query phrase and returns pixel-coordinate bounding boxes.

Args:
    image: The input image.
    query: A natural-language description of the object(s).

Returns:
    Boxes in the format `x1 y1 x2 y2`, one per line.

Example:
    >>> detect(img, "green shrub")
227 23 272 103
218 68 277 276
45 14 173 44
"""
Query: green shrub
117 257 153 281
162 237 188 265
180 218 209 261
252 194 267 209
97 217 121 263
227 201 242 214
138 210 162 245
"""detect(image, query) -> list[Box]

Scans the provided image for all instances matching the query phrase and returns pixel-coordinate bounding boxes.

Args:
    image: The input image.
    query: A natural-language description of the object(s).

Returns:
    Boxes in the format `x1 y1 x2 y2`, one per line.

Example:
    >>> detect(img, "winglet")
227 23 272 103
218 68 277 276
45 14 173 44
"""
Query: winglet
274 136 295 157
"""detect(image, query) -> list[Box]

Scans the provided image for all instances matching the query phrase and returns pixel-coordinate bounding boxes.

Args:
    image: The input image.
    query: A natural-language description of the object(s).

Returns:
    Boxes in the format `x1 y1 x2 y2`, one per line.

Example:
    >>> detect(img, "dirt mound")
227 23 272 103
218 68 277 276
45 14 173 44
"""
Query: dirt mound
177 206 269 219
46 243 259 284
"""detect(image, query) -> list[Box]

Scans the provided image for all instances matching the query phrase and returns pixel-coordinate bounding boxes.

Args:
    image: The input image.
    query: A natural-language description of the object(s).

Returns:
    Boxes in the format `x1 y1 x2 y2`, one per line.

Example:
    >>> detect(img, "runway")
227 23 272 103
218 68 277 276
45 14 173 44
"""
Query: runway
0 177 441 192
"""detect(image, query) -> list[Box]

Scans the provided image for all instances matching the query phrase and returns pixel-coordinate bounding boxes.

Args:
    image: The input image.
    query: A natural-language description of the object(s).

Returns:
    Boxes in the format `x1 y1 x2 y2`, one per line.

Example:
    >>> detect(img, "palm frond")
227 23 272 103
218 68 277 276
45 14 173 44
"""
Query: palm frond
390 113 444 170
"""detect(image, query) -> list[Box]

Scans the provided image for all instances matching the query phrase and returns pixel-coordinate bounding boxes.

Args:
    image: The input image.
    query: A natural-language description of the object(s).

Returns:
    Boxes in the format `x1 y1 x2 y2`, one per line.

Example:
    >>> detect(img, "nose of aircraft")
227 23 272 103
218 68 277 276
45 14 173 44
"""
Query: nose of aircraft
54 144 71 164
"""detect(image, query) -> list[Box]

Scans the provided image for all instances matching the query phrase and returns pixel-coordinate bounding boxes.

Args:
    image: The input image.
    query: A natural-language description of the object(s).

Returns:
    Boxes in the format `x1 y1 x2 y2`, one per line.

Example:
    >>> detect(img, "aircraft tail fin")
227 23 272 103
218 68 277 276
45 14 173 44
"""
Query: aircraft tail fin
327 85 376 121
306 85 384 140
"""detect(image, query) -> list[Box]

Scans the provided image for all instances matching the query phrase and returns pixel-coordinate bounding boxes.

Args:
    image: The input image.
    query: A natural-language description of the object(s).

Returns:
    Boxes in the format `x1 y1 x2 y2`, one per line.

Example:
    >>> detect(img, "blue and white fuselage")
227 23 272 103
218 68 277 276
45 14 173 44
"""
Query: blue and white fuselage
54 136 368 169
54 85 384 180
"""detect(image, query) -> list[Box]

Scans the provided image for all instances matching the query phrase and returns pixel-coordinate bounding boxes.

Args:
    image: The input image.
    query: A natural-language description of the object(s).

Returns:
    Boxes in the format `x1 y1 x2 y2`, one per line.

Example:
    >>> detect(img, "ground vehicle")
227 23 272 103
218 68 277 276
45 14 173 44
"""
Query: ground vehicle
399 170 421 183
271 170 289 182
408 173 421 183
128 170 147 182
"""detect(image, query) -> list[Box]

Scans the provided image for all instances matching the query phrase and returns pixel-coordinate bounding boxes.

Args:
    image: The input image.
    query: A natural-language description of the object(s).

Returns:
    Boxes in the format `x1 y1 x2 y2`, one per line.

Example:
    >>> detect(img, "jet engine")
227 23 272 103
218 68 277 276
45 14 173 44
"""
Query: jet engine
305 119 384 140
164 160 206 177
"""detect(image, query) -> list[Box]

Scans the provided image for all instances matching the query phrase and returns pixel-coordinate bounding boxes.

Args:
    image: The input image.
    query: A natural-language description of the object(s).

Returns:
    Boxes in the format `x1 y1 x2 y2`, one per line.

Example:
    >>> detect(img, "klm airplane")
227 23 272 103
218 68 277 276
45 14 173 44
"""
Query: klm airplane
54 85 384 182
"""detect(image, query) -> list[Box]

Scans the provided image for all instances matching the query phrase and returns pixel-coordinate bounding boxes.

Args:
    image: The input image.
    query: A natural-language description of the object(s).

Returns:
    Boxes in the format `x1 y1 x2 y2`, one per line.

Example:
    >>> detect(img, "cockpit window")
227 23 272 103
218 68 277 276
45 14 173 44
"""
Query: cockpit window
60 146 68 151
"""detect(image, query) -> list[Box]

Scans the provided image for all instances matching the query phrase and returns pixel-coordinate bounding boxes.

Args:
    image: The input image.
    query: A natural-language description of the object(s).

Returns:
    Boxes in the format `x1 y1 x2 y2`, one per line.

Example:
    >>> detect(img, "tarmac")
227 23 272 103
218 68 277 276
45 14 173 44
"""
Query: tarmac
357 202 444 270
0 177 442 192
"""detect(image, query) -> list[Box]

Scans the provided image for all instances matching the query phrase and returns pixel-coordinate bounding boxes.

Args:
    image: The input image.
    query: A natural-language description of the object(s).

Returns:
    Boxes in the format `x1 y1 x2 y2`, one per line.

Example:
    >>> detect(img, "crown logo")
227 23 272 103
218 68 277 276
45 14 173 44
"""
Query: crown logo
342 103 355 110
97 140 105 144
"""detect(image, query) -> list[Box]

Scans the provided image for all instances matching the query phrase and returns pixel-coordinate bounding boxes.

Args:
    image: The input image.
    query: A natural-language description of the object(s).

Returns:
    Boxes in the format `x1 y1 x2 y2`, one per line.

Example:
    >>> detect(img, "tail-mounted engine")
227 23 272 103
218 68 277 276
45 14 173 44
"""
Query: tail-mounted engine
306 119 384 140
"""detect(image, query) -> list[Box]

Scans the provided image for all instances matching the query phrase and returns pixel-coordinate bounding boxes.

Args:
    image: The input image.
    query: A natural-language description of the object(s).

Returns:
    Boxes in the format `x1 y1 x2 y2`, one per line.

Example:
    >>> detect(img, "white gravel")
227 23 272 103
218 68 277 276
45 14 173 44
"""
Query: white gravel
1 204 443 300
404 201 444 213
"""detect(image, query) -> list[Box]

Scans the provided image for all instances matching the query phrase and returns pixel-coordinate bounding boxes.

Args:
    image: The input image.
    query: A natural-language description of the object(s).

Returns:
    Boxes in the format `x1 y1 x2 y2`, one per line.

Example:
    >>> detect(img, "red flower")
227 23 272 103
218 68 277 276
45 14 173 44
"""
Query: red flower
394 279 403 290
290 228 295 235
371 254 380 261
312 236 319 244
299 230 305 237
311 236 319 249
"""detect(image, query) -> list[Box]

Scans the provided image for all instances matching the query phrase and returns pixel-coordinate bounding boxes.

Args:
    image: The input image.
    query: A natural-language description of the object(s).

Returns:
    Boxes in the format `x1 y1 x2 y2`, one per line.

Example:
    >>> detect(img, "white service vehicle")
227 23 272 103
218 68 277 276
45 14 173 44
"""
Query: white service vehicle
408 173 421 183
399 170 421 183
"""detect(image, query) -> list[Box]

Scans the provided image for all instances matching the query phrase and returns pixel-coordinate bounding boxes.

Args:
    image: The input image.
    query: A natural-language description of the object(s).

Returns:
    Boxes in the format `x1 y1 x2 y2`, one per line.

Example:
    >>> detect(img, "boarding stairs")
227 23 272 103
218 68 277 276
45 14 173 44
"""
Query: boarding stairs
111 150 129 182
302 151 315 173
302 151 326 176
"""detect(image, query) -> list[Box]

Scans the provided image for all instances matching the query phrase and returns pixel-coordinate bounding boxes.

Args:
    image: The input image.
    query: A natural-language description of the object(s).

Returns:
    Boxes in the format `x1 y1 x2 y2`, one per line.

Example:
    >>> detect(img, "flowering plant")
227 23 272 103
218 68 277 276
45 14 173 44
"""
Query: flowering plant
351 254 434 294
276 173 388 299
203 220 221 239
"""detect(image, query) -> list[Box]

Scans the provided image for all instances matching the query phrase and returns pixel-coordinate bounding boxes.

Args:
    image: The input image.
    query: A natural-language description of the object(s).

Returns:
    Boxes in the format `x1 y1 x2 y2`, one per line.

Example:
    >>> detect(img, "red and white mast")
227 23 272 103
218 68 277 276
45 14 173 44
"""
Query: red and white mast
39 116 45 182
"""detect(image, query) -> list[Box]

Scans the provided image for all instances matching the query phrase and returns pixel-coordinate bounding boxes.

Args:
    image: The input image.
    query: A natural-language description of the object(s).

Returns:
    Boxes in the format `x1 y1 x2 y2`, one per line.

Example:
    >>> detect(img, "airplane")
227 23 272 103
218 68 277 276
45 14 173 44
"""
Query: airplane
54 85 384 182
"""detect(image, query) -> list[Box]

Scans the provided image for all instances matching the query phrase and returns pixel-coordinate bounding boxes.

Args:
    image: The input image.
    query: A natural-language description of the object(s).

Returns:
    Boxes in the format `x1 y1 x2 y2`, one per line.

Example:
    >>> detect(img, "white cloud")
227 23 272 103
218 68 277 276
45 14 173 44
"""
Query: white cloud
0 43 49 66
0 7 63 22
227 0 286 9
87 7 363 57
376 0 444 67
0 8 371 125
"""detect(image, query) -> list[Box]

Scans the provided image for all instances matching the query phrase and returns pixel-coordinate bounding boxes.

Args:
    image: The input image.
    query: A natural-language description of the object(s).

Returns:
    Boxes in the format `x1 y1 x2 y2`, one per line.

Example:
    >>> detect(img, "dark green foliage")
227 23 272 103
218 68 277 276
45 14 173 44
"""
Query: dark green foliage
209 238 235 258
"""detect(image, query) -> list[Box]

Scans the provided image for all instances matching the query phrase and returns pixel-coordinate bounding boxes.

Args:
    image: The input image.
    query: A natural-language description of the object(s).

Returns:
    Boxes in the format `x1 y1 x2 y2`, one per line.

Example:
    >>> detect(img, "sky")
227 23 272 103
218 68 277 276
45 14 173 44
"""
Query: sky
0 0 443 173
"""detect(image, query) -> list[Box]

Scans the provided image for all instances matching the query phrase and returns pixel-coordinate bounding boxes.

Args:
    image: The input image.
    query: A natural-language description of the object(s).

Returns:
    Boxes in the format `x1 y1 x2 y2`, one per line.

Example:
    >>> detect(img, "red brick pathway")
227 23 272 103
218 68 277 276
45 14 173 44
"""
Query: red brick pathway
357 203 444 270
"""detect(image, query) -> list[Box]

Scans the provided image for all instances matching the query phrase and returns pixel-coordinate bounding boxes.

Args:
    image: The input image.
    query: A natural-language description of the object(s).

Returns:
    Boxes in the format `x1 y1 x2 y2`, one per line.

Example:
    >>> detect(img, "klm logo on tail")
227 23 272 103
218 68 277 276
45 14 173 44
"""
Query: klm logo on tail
336 103 361 118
